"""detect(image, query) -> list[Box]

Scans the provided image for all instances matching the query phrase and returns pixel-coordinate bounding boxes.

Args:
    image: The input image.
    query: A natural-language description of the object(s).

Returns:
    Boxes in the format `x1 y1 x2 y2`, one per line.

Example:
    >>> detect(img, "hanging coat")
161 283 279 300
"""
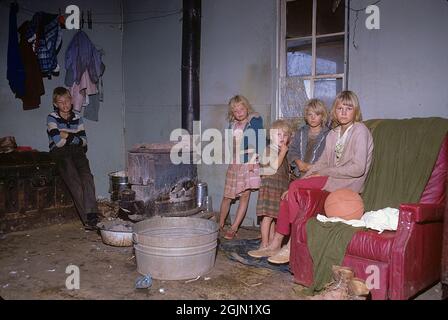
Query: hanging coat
17 21 45 110
65 31 103 86
7 2 25 97
25 12 62 77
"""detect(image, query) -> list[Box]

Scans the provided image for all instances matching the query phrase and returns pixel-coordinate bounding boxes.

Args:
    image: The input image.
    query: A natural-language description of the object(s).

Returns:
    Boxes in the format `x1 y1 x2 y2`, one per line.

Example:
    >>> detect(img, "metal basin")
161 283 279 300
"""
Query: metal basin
98 220 134 247
133 217 218 280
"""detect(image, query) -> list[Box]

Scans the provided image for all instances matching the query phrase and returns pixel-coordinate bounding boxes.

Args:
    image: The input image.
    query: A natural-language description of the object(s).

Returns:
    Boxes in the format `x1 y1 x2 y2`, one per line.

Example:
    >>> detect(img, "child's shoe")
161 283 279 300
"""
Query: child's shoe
84 213 99 231
267 245 290 264
248 247 277 258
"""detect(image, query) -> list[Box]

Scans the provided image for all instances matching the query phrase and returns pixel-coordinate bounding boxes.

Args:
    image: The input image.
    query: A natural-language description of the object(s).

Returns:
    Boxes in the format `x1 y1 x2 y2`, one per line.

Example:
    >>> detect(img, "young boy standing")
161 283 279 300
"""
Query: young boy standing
47 87 98 229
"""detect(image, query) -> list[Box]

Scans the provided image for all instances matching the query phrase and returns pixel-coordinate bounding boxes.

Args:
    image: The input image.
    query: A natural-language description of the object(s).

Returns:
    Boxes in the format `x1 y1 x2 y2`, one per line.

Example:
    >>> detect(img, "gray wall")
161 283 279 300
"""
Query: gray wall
0 0 125 197
348 0 448 119
122 0 276 226
122 0 182 149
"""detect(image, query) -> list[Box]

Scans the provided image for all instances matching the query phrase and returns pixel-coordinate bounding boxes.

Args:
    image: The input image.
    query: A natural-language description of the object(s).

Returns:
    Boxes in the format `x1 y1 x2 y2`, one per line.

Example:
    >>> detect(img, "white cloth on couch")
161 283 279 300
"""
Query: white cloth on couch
316 207 399 233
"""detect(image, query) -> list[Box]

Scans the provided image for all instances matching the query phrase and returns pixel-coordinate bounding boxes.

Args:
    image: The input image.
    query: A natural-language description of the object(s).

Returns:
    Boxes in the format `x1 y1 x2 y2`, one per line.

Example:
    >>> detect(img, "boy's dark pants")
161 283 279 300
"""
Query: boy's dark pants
51 145 98 225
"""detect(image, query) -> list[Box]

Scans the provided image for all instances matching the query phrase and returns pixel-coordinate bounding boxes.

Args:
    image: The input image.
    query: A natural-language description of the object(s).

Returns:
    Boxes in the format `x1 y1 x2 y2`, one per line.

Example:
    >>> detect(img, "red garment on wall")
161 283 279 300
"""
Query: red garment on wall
17 21 44 110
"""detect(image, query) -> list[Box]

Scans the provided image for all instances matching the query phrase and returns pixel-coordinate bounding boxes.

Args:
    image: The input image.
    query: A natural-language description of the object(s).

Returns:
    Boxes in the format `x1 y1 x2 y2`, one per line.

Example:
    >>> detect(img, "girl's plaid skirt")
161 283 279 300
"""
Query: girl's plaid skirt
256 160 290 218
223 163 261 199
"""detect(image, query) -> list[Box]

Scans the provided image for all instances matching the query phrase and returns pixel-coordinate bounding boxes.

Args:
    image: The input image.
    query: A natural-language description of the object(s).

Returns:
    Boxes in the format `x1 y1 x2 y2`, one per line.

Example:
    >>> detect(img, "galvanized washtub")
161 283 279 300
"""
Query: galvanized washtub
133 217 218 280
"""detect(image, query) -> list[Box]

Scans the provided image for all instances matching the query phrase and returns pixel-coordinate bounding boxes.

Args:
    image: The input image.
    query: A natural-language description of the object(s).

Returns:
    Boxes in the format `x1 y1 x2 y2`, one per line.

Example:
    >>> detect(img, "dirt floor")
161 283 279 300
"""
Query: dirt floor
0 220 442 300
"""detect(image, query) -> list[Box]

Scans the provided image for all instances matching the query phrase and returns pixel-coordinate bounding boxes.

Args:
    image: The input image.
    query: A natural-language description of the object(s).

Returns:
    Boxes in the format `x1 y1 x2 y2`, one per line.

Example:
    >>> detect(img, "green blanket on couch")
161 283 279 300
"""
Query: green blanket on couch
304 218 364 295
362 117 448 211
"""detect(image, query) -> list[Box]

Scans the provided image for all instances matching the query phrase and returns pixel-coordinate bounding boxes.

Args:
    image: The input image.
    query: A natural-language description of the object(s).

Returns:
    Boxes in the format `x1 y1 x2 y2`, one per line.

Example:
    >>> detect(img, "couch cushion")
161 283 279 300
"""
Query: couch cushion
346 230 395 262
299 223 395 263
420 135 448 205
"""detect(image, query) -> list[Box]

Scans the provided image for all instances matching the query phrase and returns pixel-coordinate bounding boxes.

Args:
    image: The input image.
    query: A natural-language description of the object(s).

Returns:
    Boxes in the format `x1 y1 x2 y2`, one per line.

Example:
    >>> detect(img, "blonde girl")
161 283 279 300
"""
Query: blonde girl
247 120 292 255
219 95 264 240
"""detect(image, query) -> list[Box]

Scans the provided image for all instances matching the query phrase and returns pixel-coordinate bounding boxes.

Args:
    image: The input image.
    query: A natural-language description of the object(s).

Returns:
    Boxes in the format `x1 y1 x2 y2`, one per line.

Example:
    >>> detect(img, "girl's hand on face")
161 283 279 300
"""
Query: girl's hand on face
279 143 288 154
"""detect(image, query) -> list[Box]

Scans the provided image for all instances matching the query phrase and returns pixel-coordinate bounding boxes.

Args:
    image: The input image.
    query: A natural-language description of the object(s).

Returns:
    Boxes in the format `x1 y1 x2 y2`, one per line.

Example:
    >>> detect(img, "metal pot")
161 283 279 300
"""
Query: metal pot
196 182 208 208
108 171 130 201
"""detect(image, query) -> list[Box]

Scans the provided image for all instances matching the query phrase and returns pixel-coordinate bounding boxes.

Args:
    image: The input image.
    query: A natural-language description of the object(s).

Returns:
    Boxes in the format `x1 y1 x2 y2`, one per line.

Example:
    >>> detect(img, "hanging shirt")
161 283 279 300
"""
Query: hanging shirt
65 31 104 86
70 70 98 112
26 12 62 76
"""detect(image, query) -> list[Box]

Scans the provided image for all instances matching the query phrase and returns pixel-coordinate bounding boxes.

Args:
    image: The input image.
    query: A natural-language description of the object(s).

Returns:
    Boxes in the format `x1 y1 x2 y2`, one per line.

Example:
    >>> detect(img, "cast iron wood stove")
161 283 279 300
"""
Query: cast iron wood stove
126 142 198 217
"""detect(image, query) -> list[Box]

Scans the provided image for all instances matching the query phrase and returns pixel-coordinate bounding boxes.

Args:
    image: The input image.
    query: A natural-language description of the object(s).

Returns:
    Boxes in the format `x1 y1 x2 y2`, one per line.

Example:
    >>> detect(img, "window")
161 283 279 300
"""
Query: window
277 0 348 119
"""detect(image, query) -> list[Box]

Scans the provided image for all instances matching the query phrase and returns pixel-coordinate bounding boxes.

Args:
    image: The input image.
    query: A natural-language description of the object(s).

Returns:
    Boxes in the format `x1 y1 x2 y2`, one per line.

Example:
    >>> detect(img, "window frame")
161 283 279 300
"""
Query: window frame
275 0 349 118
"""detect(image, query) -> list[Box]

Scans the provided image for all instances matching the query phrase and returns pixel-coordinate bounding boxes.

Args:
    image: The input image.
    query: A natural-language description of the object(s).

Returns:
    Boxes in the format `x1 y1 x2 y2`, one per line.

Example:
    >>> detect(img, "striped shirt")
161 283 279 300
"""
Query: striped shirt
47 111 87 150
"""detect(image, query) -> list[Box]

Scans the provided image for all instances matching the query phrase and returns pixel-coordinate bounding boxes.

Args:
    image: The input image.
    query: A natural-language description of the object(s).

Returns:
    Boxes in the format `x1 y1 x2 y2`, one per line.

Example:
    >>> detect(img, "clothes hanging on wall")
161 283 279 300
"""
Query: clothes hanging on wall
83 93 100 122
25 12 62 79
70 70 97 112
7 2 26 98
65 30 105 121
17 21 45 110
65 31 104 86
7 3 64 110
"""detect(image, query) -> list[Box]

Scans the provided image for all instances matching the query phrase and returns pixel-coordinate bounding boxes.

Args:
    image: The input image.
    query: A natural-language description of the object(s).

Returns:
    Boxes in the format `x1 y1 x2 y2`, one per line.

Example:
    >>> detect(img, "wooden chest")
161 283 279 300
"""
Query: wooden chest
0 151 76 233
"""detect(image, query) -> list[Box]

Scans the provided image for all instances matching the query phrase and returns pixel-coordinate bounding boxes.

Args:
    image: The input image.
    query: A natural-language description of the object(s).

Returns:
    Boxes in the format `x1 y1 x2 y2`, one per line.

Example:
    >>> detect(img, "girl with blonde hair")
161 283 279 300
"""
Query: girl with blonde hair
219 95 264 240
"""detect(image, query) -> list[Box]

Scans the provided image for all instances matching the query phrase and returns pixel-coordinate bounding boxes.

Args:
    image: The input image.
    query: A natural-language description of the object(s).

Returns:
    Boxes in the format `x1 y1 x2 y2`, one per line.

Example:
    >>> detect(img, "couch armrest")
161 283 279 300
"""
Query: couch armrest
399 203 445 224
389 202 445 299
293 188 330 227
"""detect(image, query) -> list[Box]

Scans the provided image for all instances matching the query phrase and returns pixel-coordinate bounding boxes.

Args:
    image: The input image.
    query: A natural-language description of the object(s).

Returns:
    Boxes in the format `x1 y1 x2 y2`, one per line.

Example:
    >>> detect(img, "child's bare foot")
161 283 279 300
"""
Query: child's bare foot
223 227 238 240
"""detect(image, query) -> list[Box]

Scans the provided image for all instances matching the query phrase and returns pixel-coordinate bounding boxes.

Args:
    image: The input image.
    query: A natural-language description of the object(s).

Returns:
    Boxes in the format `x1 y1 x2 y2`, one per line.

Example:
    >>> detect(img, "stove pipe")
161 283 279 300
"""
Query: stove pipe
181 0 201 134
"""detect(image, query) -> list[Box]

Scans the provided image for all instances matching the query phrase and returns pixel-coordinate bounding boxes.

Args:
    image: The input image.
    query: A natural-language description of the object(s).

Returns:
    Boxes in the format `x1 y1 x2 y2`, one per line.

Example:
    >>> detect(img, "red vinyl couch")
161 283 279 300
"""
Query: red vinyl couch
290 135 448 300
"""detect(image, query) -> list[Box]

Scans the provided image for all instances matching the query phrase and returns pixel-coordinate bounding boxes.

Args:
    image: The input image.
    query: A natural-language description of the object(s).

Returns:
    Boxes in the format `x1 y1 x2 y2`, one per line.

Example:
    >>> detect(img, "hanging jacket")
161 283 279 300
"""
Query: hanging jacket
65 31 104 86
25 12 62 77
70 70 98 112
17 21 45 110
7 2 25 97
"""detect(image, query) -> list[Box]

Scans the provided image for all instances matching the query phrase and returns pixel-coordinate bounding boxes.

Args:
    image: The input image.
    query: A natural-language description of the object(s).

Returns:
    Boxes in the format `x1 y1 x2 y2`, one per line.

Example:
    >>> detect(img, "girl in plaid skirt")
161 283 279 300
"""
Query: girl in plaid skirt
253 120 293 250
248 99 330 259
219 95 264 240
